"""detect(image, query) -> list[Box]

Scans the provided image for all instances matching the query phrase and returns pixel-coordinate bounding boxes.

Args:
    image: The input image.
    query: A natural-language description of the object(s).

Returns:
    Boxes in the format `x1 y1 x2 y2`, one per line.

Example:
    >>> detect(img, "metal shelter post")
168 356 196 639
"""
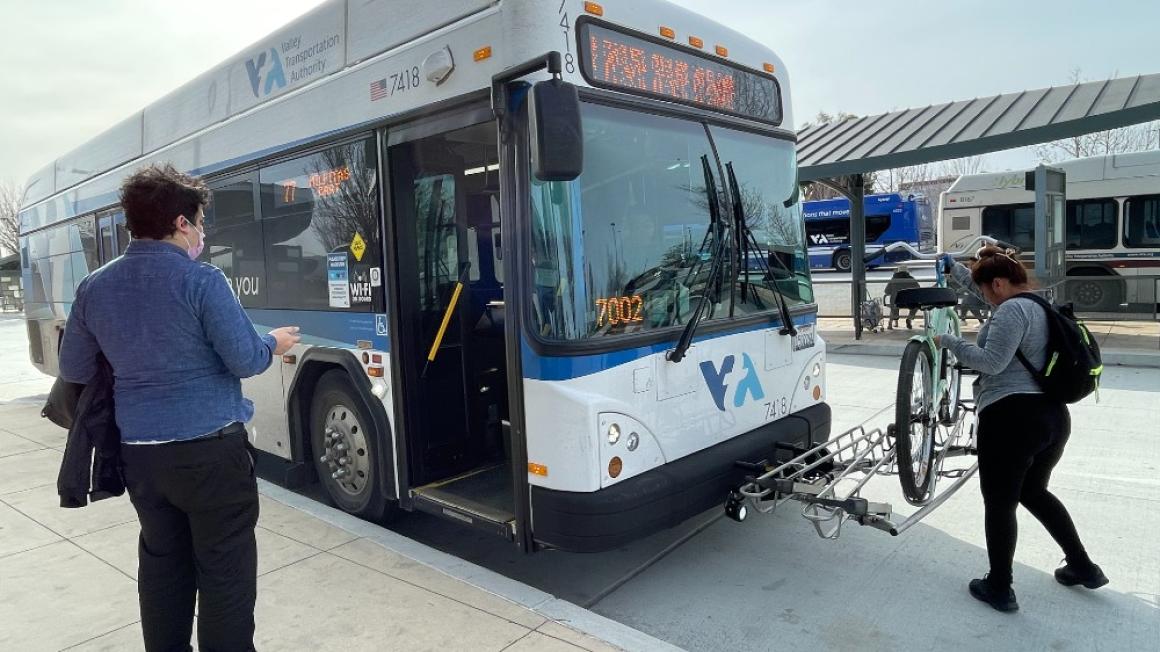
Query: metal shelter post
1028 165 1067 301
849 174 866 340
816 174 867 340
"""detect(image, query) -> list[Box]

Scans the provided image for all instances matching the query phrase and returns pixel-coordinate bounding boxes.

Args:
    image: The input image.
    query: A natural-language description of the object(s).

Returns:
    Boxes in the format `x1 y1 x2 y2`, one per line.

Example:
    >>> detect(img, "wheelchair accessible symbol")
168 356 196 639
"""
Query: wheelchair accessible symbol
375 314 388 336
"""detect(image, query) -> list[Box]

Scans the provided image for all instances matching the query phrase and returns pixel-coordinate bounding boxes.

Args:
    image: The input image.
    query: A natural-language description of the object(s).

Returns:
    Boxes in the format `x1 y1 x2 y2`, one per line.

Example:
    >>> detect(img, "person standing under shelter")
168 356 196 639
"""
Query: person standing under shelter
59 164 300 651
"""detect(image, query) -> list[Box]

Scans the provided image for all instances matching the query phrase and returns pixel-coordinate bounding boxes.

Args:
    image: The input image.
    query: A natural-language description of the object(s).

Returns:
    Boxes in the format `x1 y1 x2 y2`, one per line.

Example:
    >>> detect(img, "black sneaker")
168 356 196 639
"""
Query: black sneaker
1055 561 1109 589
969 577 1019 612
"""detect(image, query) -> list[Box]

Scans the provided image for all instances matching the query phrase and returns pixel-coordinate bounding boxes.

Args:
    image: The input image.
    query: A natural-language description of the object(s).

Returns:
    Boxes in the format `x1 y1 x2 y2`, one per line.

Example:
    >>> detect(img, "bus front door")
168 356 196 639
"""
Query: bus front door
388 120 511 520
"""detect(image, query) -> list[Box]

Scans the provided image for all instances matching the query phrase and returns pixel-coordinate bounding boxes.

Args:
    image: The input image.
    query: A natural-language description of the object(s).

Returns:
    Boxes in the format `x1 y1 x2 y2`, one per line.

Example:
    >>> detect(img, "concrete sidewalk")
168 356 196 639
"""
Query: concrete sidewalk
818 316 1160 367
0 400 666 652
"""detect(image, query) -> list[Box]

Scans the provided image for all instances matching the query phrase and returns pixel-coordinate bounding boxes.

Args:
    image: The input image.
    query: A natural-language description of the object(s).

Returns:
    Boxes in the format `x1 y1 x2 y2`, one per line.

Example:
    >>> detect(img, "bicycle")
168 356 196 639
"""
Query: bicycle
873 236 1006 505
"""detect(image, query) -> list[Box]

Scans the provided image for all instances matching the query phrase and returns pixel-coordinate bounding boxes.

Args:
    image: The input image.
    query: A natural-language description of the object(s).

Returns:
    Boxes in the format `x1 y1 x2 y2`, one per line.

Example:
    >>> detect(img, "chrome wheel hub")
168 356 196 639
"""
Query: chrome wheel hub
318 404 371 497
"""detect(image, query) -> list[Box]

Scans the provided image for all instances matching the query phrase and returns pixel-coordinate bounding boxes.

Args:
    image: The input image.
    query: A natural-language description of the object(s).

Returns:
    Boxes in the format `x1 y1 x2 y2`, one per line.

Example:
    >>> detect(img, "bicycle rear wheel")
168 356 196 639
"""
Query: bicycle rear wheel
894 340 937 504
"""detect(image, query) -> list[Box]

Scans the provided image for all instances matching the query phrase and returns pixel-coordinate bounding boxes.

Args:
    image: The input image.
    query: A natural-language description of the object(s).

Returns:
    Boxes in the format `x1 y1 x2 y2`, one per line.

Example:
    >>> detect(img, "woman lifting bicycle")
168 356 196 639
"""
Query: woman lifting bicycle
936 246 1106 613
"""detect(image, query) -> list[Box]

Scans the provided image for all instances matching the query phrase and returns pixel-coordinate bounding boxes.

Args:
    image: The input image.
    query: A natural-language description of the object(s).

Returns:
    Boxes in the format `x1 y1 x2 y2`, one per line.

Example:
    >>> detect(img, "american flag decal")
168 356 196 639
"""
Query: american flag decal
370 78 388 101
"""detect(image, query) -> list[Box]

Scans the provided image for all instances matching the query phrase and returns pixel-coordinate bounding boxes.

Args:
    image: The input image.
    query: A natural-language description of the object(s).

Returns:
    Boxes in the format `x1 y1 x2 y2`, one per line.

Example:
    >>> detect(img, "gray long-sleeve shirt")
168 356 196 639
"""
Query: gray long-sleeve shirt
941 263 1047 412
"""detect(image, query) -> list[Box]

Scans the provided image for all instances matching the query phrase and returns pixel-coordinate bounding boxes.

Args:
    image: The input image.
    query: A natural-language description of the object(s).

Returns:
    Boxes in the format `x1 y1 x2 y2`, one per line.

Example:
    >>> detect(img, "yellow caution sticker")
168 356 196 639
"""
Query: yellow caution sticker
350 233 367 262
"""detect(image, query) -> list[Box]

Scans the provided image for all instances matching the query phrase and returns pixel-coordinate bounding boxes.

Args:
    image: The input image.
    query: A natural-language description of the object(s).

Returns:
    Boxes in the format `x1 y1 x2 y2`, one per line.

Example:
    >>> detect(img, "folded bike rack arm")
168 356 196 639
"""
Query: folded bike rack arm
727 413 978 540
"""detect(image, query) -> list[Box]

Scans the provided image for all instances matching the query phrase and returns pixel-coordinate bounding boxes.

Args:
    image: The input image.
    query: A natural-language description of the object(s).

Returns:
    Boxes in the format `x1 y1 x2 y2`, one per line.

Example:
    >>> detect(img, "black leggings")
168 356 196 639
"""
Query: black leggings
977 394 1091 587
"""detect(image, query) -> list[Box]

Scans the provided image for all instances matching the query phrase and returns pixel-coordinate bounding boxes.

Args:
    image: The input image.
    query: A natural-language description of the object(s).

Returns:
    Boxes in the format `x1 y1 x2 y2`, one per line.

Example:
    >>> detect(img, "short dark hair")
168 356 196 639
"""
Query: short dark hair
119 164 209 240
970 245 1029 286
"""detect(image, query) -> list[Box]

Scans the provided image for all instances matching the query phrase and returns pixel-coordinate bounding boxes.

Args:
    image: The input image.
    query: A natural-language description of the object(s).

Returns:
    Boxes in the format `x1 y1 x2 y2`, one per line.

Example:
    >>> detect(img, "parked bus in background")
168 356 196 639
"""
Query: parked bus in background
802 193 935 271
17 0 827 553
939 150 1160 312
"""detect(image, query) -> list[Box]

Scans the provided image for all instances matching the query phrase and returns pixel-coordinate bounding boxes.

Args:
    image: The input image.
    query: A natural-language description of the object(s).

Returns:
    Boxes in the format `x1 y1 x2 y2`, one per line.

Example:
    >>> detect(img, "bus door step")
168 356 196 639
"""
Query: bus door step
411 484 515 541
723 414 979 540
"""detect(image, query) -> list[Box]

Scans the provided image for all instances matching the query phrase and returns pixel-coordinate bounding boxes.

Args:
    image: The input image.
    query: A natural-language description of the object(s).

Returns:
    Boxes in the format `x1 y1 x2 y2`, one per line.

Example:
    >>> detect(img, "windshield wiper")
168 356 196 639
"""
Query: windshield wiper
668 156 728 364
725 162 797 337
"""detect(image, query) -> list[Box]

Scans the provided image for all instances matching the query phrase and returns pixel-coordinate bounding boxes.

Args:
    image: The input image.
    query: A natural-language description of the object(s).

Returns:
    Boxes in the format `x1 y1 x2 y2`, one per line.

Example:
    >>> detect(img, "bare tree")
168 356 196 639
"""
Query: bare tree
938 155 988 177
1034 69 1160 163
876 162 934 194
0 180 23 256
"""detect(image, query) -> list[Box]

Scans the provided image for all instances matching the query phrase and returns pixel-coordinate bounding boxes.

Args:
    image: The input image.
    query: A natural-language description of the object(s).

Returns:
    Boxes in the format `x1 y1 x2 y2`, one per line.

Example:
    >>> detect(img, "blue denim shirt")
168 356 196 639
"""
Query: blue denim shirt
59 240 276 443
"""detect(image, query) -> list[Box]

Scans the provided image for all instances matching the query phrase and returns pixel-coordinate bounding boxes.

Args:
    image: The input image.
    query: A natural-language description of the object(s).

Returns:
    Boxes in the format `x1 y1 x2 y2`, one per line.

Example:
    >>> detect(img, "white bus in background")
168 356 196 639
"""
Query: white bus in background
18 0 825 552
939 150 1160 312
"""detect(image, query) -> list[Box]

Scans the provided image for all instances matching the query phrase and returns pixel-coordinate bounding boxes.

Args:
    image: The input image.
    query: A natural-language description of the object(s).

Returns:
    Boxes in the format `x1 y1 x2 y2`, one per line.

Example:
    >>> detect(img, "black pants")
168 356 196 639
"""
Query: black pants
120 427 259 652
977 394 1090 587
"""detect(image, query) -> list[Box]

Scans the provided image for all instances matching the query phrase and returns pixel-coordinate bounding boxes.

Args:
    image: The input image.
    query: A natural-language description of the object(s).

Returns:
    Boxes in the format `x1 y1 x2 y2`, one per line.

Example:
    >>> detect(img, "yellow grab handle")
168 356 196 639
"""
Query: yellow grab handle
427 281 464 362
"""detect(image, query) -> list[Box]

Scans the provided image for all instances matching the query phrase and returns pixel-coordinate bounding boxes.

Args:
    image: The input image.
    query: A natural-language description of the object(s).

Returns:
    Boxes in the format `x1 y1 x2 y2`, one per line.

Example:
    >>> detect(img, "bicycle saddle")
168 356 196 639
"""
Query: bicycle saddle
894 287 958 309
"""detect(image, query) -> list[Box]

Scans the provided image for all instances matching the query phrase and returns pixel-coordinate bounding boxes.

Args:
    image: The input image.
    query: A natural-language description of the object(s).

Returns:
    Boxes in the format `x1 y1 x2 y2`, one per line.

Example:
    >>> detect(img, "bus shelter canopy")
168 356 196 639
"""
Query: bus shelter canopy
797 73 1160 182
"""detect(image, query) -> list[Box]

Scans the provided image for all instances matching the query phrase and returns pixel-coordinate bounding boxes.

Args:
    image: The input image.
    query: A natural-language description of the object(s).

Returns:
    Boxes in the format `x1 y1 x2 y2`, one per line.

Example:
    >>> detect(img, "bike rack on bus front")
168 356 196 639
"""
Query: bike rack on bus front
727 408 979 540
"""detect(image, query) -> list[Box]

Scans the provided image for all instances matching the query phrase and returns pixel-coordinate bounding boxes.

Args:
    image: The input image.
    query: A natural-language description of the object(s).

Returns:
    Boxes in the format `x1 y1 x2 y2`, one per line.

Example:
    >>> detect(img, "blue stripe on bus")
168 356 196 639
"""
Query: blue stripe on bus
520 314 817 382
245 309 389 351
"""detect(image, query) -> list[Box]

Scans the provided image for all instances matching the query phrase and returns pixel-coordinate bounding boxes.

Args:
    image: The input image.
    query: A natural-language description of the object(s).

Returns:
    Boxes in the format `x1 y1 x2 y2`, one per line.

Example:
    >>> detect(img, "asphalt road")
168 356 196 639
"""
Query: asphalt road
383 355 1160 652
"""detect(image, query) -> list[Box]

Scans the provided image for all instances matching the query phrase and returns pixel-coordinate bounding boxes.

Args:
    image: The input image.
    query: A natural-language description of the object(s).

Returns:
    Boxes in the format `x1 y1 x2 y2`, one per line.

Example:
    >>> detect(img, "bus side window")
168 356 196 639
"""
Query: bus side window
259 137 382 312
1125 195 1160 247
205 174 266 308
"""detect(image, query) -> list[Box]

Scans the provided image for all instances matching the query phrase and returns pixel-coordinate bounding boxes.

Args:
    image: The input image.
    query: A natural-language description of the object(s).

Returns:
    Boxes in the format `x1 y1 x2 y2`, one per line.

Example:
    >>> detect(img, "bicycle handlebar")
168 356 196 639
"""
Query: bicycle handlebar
878 235 1020 261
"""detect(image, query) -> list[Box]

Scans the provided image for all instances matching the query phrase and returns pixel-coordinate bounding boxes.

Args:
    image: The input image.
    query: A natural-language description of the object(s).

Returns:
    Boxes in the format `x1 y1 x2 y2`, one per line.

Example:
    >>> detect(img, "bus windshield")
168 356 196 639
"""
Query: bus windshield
529 102 811 341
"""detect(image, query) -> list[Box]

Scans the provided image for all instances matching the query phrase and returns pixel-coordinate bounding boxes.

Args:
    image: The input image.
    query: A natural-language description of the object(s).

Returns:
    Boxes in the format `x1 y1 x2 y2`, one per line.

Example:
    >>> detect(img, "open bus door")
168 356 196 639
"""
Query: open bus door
387 114 517 539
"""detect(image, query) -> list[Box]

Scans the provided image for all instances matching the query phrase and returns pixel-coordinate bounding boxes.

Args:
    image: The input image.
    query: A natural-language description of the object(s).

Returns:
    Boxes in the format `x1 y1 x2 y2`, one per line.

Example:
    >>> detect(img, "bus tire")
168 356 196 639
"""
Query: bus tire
310 370 397 523
1067 275 1123 313
832 250 852 273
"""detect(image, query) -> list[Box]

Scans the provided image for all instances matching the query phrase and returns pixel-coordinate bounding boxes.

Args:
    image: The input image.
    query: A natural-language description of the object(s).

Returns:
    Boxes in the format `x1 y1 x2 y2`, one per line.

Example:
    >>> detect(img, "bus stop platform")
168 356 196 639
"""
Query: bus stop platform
818 317 1160 368
0 397 665 652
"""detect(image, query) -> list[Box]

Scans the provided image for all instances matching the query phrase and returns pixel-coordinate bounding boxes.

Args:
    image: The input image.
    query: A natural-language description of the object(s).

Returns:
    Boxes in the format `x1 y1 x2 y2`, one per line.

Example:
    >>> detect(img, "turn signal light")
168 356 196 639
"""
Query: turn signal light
473 46 492 62
528 462 549 477
813 385 822 401
659 26 675 39
584 2 604 16
367 366 384 378
688 36 704 49
608 456 623 478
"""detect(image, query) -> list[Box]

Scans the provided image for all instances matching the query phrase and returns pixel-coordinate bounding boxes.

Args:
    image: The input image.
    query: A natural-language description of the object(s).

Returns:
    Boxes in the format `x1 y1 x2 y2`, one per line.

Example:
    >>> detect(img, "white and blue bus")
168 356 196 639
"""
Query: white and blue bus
17 0 827 552
803 193 935 271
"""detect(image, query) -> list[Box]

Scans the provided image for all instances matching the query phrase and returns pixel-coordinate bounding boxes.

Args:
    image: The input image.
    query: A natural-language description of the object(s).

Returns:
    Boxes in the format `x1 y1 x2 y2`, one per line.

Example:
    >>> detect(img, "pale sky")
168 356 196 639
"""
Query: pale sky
1 0 1158 189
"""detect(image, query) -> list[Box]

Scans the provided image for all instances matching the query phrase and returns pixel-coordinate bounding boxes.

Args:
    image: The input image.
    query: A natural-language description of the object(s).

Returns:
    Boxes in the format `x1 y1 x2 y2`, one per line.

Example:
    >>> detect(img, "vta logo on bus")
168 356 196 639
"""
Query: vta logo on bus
700 353 765 411
245 48 287 98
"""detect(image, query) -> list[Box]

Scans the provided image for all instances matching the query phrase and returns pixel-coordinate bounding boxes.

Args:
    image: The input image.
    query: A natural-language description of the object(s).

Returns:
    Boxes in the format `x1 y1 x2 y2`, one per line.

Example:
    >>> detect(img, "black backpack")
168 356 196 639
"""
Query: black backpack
1013 293 1102 404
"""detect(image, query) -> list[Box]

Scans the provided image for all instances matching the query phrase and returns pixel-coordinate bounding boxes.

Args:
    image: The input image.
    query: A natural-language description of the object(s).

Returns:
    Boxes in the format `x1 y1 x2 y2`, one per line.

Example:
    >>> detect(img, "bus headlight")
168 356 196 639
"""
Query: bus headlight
626 432 640 451
813 362 822 376
607 423 621 445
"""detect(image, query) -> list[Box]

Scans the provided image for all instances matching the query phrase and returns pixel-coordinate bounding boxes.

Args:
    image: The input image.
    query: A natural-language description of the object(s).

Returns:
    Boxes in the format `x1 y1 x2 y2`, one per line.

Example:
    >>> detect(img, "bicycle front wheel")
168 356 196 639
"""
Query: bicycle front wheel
894 340 937 504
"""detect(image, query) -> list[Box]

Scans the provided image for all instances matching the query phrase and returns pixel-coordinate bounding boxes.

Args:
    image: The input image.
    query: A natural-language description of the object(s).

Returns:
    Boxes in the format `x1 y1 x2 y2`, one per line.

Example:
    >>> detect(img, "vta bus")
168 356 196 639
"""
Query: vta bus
17 0 827 552
939 150 1160 312
802 193 935 272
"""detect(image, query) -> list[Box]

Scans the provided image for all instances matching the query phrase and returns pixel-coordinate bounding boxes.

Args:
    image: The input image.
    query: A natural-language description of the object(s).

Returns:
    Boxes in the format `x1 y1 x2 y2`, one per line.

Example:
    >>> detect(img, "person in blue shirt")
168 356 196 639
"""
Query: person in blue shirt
59 163 299 652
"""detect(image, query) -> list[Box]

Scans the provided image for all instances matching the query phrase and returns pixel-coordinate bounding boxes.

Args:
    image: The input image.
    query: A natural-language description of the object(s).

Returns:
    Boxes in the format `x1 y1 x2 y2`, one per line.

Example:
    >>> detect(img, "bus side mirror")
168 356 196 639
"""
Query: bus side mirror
529 78 583 182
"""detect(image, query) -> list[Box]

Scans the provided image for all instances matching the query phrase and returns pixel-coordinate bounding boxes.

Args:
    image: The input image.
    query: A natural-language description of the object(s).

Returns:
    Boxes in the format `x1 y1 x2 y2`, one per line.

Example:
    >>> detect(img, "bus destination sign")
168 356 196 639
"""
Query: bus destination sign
579 21 781 125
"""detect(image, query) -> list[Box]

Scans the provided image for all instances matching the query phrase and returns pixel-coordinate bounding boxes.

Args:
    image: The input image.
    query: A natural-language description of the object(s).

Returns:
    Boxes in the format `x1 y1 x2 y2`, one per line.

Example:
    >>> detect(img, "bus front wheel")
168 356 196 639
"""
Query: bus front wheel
833 250 852 273
310 370 396 523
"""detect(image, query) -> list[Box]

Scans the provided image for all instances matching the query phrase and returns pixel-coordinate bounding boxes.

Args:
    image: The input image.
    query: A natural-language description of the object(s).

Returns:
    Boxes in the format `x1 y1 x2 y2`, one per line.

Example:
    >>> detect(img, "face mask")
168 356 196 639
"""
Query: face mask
181 221 205 260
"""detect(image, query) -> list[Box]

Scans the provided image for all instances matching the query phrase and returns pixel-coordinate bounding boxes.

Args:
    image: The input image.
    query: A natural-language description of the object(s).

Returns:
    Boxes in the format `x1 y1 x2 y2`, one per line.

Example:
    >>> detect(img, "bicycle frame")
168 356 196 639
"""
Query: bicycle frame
884 235 999 410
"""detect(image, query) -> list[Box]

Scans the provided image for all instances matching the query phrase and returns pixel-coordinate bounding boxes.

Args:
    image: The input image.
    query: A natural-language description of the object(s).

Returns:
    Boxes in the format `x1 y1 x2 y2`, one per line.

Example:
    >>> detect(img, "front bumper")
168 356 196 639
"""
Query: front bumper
530 402 832 552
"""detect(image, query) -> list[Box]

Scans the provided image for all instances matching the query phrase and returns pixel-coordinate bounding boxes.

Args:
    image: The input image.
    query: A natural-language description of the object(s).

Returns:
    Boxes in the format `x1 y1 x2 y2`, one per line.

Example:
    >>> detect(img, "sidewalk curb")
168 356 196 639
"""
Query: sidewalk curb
825 339 1160 368
257 481 684 652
